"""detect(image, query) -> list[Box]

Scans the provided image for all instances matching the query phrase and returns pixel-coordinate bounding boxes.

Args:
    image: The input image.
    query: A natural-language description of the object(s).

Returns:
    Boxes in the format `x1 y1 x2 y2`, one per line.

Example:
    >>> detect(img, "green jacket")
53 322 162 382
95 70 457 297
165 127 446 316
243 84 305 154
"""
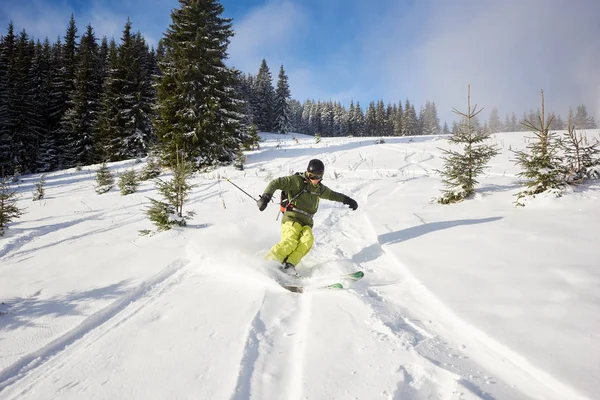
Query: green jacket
264 172 347 227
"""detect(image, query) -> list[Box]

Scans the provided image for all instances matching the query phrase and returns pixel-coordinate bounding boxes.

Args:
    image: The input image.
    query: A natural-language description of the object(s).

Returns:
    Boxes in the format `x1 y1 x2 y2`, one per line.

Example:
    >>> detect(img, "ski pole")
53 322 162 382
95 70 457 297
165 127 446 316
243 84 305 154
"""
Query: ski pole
225 178 258 201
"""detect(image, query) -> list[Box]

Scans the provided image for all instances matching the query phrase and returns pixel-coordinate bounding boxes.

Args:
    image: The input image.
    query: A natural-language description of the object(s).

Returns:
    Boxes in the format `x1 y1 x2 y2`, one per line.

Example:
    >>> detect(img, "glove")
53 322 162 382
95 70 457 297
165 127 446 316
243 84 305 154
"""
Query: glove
343 196 358 211
257 193 272 211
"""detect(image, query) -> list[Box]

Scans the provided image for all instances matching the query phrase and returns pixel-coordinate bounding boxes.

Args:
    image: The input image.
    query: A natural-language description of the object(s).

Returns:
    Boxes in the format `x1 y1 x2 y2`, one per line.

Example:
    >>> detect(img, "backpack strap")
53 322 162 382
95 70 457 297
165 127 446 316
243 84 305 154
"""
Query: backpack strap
279 173 309 215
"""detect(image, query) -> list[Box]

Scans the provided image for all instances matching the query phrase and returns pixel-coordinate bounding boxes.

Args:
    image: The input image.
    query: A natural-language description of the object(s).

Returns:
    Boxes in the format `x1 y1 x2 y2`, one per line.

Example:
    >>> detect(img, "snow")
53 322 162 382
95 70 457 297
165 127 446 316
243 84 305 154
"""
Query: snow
1 130 600 400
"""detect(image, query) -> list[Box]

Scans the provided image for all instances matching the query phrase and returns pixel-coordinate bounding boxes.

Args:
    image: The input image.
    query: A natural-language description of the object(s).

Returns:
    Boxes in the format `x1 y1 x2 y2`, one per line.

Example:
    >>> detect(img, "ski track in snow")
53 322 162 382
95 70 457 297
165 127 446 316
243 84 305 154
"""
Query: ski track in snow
0 258 191 398
229 288 310 400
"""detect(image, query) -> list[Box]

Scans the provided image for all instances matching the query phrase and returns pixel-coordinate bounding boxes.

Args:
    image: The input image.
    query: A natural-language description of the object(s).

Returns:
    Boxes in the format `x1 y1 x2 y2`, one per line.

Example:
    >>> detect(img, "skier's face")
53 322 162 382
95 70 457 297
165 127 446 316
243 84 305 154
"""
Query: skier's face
307 172 322 185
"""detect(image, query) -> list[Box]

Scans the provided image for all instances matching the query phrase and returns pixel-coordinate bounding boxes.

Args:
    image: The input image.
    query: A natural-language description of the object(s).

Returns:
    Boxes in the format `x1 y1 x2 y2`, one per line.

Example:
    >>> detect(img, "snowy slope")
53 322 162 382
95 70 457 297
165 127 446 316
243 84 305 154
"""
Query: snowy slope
1 131 599 400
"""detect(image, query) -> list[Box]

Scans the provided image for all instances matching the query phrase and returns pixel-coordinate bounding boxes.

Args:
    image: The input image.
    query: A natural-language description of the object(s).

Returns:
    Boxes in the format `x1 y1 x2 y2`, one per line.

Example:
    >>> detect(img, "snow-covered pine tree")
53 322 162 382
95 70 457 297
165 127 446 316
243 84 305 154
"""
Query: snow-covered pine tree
0 23 16 175
32 39 59 172
436 85 499 204
394 101 403 136
94 38 119 161
95 161 114 194
488 108 502 133
288 99 303 133
7 29 38 174
118 169 139 195
55 15 79 168
365 102 376 137
354 101 365 136
61 24 102 167
32 174 46 201
274 65 291 133
155 0 244 168
347 101 356 136
561 111 600 183
0 170 25 235
139 148 162 181
242 123 260 151
334 102 347 136
144 151 195 232
573 104 597 129
321 101 334 136
375 100 386 136
442 122 450 135
253 59 275 132
512 90 564 205
422 101 441 135
96 20 156 162
402 100 418 136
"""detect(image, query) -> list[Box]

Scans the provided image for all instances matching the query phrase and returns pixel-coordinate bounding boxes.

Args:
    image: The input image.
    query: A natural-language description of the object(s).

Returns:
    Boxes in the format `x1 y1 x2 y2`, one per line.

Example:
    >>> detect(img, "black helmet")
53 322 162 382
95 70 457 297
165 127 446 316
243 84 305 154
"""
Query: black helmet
307 159 325 175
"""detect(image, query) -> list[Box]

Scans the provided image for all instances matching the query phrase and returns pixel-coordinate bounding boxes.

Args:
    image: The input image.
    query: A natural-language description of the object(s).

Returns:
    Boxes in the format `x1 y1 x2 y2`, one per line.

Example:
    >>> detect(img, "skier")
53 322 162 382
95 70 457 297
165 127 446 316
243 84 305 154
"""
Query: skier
257 159 358 274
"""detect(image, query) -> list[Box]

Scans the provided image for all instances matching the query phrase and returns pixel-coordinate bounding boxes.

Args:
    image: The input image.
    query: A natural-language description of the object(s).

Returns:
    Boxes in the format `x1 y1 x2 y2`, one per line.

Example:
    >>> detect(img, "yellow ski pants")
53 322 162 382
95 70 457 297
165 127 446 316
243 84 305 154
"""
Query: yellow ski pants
267 221 314 266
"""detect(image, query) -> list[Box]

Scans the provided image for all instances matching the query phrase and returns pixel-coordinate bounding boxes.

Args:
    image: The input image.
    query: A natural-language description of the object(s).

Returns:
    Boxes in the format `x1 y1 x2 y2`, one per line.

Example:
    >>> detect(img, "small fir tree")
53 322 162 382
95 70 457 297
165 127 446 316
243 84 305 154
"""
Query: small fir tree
32 175 46 201
513 90 564 205
139 155 161 181
561 111 600 183
233 149 245 171
144 152 195 232
436 85 499 204
95 161 115 194
315 133 321 144
118 169 139 195
243 123 260 151
0 172 25 236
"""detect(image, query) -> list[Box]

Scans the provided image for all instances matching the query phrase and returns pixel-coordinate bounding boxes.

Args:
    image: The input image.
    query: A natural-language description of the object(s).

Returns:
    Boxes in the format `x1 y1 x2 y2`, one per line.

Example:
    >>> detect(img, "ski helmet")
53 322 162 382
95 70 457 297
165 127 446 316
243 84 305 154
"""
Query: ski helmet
307 159 325 175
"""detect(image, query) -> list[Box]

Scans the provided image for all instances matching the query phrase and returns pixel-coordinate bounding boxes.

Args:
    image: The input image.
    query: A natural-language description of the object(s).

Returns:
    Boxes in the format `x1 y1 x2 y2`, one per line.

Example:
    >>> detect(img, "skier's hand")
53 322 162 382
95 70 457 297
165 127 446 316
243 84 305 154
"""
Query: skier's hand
343 196 358 211
257 193 272 211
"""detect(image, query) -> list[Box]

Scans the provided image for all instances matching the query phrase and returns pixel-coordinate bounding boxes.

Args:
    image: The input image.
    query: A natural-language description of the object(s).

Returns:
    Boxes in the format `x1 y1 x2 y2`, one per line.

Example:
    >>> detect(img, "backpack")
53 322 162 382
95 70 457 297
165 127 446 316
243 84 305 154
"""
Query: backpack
279 172 308 214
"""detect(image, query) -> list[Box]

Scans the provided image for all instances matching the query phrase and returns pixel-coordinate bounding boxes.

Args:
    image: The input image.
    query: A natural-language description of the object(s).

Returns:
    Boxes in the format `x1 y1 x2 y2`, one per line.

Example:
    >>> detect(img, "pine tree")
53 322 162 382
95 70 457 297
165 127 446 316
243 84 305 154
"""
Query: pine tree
393 101 403 136
0 171 25 235
95 161 114 194
374 100 386 136
0 23 17 174
288 99 303 133
488 108 502 133
402 100 418 136
513 90 564 205
155 0 244 168
347 101 356 136
139 150 162 181
118 169 139 195
354 101 365 136
144 151 195 231
61 24 102 167
422 101 441 135
442 122 450 135
96 20 156 162
436 85 499 204
8 30 37 174
32 174 46 201
253 59 275 132
242 123 260 150
56 14 80 168
561 111 600 183
274 65 291 133
572 104 597 129
32 39 58 172
365 102 376 136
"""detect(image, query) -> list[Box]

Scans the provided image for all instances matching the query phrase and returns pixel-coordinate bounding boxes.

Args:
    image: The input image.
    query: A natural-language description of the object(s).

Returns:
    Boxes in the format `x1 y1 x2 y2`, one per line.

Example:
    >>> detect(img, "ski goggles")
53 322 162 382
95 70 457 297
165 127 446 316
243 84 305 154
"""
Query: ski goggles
306 172 323 181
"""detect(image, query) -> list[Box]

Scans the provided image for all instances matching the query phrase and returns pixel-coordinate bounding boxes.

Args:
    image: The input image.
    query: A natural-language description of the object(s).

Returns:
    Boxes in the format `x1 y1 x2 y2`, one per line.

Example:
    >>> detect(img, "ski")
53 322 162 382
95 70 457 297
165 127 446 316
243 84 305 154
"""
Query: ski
281 271 364 294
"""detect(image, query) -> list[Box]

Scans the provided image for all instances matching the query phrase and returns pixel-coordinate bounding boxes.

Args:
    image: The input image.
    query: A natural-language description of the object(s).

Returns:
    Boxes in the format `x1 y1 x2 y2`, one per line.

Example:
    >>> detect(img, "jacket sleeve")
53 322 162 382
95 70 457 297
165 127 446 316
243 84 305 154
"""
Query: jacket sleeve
319 184 347 202
263 175 303 196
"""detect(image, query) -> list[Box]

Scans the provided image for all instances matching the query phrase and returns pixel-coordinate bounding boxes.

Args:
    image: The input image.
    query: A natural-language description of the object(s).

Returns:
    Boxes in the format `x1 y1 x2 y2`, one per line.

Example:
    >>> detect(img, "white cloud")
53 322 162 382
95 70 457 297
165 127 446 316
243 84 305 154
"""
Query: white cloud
378 0 600 122
227 0 307 73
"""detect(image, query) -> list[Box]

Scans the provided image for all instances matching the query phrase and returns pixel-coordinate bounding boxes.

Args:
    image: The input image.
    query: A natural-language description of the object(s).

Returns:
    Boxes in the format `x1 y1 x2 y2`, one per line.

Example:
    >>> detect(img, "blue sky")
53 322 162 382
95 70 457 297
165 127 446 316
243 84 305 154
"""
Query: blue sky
1 0 599 124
